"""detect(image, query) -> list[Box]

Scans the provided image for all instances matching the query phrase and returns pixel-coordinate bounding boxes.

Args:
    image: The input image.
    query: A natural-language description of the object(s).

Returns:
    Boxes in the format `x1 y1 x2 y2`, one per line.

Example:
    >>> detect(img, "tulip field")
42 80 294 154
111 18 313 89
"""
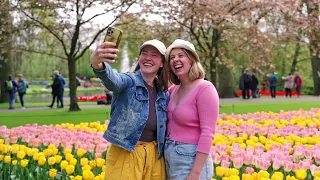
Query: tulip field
1 109 320 179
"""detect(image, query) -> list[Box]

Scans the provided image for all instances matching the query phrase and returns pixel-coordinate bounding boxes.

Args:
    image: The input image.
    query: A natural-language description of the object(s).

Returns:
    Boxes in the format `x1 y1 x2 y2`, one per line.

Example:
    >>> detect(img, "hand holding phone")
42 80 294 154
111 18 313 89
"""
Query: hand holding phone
104 27 122 48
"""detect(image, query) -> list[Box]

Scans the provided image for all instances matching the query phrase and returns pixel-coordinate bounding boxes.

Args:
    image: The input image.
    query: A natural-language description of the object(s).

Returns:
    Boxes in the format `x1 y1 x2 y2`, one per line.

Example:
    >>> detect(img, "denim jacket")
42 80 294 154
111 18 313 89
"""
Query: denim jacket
93 62 169 158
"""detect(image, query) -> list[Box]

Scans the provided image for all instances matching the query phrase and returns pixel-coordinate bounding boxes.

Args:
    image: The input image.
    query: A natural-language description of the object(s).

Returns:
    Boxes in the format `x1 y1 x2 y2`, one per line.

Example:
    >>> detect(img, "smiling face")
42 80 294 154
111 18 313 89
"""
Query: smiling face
169 48 193 79
138 45 163 77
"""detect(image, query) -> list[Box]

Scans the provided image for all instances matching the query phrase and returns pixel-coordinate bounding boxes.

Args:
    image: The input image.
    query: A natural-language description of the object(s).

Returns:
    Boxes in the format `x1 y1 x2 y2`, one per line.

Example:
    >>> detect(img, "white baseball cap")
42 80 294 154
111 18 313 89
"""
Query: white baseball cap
140 39 166 55
165 39 200 62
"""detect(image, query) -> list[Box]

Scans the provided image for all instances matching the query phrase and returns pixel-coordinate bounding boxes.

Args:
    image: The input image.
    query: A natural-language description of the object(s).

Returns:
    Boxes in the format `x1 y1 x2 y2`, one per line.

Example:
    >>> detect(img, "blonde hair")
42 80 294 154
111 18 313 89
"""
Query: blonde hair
169 49 205 85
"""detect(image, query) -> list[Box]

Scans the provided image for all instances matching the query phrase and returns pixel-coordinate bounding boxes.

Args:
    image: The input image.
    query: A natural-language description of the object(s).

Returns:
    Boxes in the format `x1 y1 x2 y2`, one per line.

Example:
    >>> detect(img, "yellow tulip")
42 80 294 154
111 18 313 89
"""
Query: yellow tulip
66 165 75 175
83 170 94 180
229 175 240 180
258 170 269 178
44 149 53 156
48 144 56 149
48 157 56 165
17 151 26 159
11 144 19 154
295 170 307 180
70 158 77 166
286 175 298 180
0 155 4 161
65 153 74 161
49 169 57 178
82 165 91 172
52 148 58 155
54 155 62 163
315 177 320 180
0 138 4 144
222 177 230 180
12 160 18 166
73 175 83 180
21 159 29 167
4 155 11 163
38 156 46 166
229 168 239 176
96 158 105 168
64 147 72 154
314 171 320 178
242 174 254 180
80 158 89 166
33 153 39 161
27 148 34 157
77 148 86 157
215 166 225 177
60 160 69 170
89 160 96 169
271 172 284 180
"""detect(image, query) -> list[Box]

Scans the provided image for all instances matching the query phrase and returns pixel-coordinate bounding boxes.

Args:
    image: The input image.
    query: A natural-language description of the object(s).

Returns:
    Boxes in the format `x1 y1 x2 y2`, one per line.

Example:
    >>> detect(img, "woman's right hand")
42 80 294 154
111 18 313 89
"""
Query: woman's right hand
90 42 120 70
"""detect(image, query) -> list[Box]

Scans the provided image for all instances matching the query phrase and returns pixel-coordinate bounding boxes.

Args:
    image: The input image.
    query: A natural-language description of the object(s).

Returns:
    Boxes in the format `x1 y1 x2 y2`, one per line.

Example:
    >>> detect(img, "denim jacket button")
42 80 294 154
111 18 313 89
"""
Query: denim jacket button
160 125 163 128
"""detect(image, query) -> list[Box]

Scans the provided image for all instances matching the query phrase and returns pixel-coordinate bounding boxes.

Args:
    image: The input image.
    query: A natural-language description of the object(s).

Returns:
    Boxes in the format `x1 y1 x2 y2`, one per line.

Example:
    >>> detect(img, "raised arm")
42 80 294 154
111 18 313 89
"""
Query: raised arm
90 42 134 93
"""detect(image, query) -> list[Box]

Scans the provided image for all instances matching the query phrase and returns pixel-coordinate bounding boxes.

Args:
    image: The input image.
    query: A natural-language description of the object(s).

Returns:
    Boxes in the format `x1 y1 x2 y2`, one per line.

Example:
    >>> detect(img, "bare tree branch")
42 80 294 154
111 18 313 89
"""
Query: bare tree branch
75 1 136 61
21 11 69 56
18 47 67 60
80 0 136 25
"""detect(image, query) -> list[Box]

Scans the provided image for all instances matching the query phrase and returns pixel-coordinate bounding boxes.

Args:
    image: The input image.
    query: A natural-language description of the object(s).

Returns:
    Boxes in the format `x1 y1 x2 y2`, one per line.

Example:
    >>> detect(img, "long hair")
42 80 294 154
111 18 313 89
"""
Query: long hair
133 55 169 91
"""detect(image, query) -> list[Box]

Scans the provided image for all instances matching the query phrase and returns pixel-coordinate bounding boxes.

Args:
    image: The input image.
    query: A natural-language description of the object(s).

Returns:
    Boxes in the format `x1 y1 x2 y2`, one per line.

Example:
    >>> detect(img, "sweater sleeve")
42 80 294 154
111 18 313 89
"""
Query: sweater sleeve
196 83 219 154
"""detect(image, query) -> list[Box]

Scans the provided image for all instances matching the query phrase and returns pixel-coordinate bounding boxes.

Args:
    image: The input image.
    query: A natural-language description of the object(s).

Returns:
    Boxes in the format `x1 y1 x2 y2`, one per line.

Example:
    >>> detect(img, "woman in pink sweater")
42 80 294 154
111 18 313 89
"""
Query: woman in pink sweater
164 39 219 180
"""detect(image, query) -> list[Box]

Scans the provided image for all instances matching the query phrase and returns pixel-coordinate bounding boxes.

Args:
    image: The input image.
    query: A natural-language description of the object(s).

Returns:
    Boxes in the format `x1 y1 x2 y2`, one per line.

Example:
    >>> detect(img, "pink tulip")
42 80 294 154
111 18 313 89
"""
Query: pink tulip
95 153 102 158
244 154 253 165
272 159 282 170
245 167 255 174
233 158 244 169
221 160 230 168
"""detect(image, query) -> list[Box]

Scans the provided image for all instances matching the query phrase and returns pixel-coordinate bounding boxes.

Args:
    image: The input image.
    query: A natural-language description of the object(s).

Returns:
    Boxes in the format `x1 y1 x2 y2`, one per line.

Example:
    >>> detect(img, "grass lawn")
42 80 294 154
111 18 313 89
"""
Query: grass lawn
1 101 320 128
0 101 97 109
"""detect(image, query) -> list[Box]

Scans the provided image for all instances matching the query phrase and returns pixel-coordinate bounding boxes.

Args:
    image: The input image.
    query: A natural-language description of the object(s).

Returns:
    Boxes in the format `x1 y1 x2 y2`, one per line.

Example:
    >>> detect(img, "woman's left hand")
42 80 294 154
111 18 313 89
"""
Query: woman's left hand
186 171 200 180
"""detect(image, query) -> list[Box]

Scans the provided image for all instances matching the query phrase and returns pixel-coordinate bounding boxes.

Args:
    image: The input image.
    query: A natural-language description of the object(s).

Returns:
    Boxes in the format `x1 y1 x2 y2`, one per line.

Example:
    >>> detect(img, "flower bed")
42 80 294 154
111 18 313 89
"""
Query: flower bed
1 109 320 179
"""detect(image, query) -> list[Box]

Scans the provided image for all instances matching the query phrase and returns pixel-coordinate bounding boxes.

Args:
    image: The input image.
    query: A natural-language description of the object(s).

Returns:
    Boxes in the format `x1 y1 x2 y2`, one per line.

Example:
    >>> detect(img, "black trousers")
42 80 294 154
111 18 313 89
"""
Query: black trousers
270 86 276 98
242 86 250 99
285 88 292 97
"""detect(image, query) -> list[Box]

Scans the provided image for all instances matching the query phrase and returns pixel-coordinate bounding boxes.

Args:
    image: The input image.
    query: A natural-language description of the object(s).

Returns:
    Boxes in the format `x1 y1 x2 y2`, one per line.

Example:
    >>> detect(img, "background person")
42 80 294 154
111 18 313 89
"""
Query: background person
294 72 302 97
17 74 28 109
48 70 63 108
5 75 18 110
282 73 294 97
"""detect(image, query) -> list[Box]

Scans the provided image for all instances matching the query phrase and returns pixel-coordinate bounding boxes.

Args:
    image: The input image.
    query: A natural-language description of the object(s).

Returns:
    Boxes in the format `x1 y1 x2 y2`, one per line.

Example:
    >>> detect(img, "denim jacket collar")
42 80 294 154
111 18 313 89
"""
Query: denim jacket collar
134 70 167 100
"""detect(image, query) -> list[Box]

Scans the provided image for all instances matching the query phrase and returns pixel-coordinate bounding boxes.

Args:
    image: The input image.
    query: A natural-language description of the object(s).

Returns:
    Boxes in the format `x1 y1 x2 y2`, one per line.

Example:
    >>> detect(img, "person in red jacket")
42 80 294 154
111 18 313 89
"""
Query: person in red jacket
294 72 302 97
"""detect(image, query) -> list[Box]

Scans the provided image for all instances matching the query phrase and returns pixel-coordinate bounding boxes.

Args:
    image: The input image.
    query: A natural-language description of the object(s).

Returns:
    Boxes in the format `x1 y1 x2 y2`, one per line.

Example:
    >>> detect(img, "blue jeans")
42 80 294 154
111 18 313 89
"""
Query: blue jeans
8 93 16 108
164 139 213 180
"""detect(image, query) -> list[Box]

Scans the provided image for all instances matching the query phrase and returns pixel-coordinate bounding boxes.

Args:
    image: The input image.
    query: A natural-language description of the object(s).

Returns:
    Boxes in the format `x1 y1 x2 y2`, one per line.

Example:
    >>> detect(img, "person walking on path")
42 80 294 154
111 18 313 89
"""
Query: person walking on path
282 73 294 97
268 72 278 98
58 72 65 108
164 39 219 180
5 76 18 110
17 74 28 109
294 72 302 97
48 70 63 108
250 73 259 98
239 69 252 99
91 39 169 180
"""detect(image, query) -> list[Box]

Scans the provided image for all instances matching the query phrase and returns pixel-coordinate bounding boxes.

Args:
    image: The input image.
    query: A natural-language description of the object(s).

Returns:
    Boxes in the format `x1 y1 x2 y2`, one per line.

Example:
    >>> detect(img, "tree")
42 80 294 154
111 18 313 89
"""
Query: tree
15 0 138 110
153 0 285 97
0 0 13 103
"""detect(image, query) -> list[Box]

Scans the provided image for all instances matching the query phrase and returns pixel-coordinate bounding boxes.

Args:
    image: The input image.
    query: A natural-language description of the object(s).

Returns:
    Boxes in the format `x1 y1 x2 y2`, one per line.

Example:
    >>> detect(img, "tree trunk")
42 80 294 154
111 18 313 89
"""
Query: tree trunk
311 53 320 96
0 59 9 103
218 64 234 98
68 57 80 111
210 28 221 86
290 36 301 74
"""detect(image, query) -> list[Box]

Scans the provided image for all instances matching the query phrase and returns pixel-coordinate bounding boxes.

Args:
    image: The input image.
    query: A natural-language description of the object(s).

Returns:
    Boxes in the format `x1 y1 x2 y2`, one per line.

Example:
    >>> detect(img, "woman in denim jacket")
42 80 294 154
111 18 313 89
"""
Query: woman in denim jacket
164 39 219 180
90 40 169 180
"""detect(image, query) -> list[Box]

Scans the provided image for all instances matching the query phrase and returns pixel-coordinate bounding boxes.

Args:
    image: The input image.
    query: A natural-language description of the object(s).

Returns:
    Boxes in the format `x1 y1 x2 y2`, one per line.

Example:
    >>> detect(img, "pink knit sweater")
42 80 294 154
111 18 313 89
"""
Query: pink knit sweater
167 80 219 154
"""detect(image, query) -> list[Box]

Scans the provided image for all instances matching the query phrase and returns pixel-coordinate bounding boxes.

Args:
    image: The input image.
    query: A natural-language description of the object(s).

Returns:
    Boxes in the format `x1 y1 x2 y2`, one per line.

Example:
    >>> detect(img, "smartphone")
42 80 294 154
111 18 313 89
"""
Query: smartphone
104 27 122 48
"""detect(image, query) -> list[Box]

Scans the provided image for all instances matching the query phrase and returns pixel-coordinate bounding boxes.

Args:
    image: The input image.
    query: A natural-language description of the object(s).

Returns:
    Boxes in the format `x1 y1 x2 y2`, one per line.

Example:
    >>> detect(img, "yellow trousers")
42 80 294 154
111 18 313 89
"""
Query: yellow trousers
104 141 165 180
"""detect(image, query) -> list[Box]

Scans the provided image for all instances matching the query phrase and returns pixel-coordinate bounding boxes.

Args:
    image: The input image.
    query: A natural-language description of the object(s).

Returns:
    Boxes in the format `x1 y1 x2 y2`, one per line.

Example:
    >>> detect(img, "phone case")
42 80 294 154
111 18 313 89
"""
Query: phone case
104 27 122 48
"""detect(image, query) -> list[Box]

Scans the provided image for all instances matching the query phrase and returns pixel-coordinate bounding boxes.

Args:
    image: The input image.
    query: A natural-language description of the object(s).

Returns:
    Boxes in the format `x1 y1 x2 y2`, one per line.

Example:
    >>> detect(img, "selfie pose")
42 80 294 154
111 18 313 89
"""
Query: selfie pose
90 38 169 180
164 39 219 180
